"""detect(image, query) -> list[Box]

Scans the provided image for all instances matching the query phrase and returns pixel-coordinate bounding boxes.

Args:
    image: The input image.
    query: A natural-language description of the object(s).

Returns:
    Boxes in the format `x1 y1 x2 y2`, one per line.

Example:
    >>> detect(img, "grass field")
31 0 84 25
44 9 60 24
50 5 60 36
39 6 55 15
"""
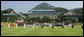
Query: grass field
1 23 83 36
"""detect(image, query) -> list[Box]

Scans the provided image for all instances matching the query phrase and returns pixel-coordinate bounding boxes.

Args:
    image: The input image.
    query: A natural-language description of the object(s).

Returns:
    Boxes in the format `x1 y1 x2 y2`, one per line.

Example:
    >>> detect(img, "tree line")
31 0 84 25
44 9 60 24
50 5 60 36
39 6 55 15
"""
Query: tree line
1 7 83 23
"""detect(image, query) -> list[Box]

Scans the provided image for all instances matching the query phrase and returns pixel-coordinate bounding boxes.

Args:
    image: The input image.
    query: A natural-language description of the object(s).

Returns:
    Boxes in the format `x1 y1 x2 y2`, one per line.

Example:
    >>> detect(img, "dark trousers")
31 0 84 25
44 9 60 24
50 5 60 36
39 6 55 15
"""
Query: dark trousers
82 26 83 29
72 25 74 28
52 26 54 28
62 26 64 28
41 25 43 28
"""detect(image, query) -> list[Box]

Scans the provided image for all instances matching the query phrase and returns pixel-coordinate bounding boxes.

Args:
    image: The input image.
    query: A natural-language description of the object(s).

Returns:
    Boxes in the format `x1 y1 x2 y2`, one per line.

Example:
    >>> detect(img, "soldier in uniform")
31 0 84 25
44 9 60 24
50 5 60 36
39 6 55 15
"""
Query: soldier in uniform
82 24 83 29
41 23 44 28
62 23 64 29
1 22 2 28
72 24 74 28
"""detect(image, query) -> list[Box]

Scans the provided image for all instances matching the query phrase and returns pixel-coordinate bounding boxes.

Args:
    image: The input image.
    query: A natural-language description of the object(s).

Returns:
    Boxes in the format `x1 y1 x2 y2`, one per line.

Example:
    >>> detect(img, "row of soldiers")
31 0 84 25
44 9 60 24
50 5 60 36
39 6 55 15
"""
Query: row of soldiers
41 23 83 29
1 22 83 29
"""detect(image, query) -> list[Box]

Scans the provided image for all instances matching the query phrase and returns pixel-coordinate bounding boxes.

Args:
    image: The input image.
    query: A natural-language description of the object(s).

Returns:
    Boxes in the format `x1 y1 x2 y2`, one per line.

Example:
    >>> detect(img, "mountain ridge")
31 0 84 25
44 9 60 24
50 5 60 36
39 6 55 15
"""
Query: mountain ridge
32 3 56 10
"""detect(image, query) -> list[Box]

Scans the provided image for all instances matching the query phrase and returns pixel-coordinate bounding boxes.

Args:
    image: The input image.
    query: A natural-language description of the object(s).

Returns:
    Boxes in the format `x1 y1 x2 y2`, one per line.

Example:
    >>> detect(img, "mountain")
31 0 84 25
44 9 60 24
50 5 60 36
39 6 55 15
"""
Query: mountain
72 8 83 15
32 3 56 10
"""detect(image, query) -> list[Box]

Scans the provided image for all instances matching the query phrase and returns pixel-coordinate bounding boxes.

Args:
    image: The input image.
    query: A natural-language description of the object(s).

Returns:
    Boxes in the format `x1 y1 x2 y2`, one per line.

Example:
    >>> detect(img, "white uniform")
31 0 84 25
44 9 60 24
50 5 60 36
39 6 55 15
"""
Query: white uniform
1 22 2 26
82 24 83 26
1 22 2 27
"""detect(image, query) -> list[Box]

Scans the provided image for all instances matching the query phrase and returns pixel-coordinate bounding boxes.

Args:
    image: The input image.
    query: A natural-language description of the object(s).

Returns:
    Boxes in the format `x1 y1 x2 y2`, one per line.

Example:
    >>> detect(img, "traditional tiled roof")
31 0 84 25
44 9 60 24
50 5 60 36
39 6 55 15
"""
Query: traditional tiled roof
63 10 83 17
64 10 77 15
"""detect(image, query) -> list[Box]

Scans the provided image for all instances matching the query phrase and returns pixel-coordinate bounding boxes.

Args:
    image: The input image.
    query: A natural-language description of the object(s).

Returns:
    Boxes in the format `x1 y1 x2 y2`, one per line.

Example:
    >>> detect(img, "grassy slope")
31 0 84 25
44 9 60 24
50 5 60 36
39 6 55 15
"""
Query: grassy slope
1 23 83 36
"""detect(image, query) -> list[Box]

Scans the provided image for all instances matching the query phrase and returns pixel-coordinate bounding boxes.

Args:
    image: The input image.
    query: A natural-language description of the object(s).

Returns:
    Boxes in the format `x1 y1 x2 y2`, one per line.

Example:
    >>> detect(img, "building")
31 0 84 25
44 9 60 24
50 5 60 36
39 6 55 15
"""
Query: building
3 10 25 22
64 10 77 15
28 3 61 19
62 10 83 22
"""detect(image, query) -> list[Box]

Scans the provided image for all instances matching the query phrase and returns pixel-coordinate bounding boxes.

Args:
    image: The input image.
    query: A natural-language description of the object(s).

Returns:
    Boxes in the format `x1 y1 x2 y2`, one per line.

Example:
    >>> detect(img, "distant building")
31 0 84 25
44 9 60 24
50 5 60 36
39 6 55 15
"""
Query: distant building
64 10 77 15
3 10 24 22
62 10 83 22
3 11 17 16
28 3 61 19
10 11 17 15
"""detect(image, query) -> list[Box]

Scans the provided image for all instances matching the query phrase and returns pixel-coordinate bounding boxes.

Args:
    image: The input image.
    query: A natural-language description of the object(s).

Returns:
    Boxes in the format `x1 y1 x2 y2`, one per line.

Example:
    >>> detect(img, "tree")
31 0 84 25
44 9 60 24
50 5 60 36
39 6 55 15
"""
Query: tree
78 17 83 23
42 16 51 23
54 18 61 23
72 8 83 23
54 7 68 18
62 17 76 23
1 11 4 22
30 17 36 23
35 17 41 23
73 8 83 14
1 8 14 22
50 18 54 23
2 8 14 14
24 16 30 23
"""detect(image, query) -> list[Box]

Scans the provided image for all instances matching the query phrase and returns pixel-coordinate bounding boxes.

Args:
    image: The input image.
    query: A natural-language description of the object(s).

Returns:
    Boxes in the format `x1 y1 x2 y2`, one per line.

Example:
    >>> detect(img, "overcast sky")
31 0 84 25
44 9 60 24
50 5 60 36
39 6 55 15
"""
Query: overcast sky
1 1 83 13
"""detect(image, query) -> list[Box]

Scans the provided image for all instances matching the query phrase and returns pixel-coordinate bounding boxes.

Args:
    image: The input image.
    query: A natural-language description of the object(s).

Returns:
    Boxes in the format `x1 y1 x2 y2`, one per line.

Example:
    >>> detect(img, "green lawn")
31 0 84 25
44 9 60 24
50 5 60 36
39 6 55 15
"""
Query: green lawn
1 23 83 36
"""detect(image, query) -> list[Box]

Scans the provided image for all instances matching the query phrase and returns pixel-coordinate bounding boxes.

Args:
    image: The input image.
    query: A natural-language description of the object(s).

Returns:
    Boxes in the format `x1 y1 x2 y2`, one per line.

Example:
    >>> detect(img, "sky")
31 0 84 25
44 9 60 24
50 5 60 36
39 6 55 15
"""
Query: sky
1 1 83 13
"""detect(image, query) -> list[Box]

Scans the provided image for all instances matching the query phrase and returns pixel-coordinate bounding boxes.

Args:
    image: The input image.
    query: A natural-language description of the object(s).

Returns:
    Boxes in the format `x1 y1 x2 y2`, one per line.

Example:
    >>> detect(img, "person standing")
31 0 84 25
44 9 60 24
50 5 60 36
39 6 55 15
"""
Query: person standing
1 22 2 28
62 23 64 29
82 24 83 29
41 23 44 28
72 24 74 29
52 25 54 28
52 23 54 28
